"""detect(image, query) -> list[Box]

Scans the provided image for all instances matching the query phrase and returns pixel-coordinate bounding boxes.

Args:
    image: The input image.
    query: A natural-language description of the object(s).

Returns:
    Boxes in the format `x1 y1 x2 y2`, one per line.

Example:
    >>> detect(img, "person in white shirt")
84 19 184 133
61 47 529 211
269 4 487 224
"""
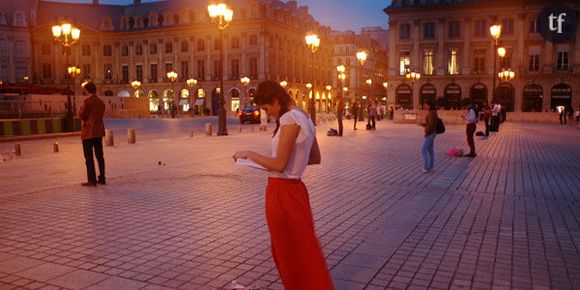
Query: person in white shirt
462 103 478 157
233 81 332 290
491 103 500 132
259 108 268 131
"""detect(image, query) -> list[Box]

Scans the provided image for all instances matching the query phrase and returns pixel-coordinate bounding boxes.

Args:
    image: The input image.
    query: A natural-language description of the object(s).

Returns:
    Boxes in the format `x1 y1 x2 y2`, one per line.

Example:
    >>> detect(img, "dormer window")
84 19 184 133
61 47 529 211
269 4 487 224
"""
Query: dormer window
163 13 173 26
100 17 114 31
180 9 190 24
121 17 128 30
149 13 158 27
135 17 143 28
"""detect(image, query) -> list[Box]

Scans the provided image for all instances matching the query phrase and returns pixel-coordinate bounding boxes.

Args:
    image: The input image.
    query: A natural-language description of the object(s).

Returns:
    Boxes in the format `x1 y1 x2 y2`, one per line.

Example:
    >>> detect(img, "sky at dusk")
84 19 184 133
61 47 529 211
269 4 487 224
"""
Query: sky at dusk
45 0 391 32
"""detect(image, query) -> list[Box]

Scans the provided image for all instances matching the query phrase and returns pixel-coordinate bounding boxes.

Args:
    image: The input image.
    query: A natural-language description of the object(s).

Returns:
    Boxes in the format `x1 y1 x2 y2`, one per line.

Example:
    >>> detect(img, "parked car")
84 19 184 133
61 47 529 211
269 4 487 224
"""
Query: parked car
238 106 262 124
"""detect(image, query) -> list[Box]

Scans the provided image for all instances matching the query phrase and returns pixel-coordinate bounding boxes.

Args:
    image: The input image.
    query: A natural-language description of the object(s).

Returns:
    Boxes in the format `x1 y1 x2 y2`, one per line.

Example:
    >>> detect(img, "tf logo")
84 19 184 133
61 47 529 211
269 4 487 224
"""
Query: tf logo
539 2 577 43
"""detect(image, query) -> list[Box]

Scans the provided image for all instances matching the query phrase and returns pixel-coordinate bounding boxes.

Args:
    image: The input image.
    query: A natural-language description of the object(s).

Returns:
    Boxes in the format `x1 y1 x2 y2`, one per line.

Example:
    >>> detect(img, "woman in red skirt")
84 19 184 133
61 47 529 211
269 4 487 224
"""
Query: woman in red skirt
233 81 333 290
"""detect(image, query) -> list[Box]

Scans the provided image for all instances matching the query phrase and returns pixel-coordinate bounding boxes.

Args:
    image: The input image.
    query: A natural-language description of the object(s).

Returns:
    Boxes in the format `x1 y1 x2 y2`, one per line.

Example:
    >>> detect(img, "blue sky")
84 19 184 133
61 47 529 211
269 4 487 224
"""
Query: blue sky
46 0 391 32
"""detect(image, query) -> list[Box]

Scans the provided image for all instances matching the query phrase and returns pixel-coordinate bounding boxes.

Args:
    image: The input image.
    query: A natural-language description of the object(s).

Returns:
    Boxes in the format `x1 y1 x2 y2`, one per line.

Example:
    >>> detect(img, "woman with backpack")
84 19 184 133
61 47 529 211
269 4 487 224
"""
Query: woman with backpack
421 100 438 173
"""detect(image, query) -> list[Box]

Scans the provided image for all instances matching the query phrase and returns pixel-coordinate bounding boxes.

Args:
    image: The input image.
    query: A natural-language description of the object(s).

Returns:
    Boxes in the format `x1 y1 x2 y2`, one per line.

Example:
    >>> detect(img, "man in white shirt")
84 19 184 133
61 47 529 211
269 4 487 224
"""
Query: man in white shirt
462 104 478 157
491 103 500 132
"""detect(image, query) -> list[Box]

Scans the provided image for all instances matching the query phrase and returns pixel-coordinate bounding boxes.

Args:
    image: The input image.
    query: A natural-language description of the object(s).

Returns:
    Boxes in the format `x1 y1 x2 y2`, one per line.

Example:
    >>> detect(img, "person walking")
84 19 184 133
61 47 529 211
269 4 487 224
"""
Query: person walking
483 101 491 137
233 81 332 290
79 82 106 186
336 99 344 136
368 101 377 130
421 100 437 173
462 102 478 158
352 101 359 130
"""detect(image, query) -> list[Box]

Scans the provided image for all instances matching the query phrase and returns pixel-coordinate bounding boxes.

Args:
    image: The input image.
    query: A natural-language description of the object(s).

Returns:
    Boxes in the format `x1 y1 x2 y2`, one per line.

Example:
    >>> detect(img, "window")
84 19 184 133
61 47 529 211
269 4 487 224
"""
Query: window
0 39 6 54
502 18 514 35
448 49 459 75
82 45 91 56
136 44 143 55
150 43 157 54
82 64 91 79
399 23 411 40
122 65 129 83
104 64 113 80
214 39 221 50
231 37 240 49
197 40 205 51
212 59 222 80
529 19 540 34
399 51 410 76
150 64 158 82
42 44 51 55
136 64 143 81
249 57 258 79
15 41 26 53
529 55 540 72
103 45 112 57
423 22 436 40
448 21 460 39
181 41 189 52
423 51 434 75
16 62 26 81
197 59 205 80
473 49 486 74
122 45 129 56
165 63 173 74
42 63 52 79
181 61 189 79
249 35 258 46
231 59 240 80
165 43 173 53
14 12 25 27
557 51 569 71
474 19 487 37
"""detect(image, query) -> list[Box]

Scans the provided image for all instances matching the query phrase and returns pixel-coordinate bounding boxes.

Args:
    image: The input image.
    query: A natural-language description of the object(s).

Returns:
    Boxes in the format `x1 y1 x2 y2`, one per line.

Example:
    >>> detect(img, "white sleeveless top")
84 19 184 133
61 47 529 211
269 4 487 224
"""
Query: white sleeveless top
270 109 316 179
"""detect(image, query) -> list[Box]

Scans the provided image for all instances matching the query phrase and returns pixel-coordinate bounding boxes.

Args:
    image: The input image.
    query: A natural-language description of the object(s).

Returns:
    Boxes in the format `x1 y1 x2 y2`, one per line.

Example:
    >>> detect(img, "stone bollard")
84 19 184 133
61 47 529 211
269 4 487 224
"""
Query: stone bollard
13 144 21 156
105 130 114 146
128 128 136 144
205 123 212 136
53 142 59 153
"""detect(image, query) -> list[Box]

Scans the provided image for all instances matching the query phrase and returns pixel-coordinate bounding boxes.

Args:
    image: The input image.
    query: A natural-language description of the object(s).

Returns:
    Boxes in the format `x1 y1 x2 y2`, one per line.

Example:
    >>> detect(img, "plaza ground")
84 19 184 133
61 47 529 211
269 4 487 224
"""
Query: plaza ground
0 118 579 290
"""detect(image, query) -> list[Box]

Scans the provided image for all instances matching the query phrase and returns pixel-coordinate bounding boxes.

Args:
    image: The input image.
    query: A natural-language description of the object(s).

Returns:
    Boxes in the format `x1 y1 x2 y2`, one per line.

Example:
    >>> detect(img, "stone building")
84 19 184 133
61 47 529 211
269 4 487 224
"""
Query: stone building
1 0 335 116
384 0 580 112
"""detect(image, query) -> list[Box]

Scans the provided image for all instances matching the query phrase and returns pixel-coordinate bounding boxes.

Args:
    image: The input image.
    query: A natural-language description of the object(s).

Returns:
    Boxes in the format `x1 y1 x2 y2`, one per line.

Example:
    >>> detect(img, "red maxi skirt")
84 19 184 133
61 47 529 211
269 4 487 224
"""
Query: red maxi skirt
265 177 333 290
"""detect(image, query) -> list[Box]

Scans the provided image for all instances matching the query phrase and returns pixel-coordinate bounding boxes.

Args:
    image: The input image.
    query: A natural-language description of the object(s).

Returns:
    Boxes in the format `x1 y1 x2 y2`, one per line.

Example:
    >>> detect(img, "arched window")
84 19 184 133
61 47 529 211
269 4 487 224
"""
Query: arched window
469 83 487 108
14 12 26 27
522 84 543 112
550 83 572 111
395 84 413 109
444 83 462 110
419 83 436 109
494 83 515 112
104 90 114 96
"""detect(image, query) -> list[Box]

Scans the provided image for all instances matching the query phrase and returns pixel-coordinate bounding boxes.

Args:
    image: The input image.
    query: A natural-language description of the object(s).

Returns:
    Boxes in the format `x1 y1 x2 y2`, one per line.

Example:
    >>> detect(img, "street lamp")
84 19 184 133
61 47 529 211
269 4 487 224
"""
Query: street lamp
52 20 80 131
167 71 178 117
240 77 250 107
356 50 368 101
280 80 288 88
490 24 502 103
131 80 141 98
67 66 81 115
186 78 199 115
208 2 233 136
498 69 515 82
305 33 320 125
405 71 421 109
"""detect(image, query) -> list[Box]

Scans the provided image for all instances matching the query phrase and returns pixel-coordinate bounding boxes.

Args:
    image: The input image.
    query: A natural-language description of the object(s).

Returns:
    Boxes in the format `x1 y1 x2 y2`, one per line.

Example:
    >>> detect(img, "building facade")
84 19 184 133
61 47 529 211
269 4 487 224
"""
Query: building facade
384 0 580 112
1 0 336 116
331 28 388 104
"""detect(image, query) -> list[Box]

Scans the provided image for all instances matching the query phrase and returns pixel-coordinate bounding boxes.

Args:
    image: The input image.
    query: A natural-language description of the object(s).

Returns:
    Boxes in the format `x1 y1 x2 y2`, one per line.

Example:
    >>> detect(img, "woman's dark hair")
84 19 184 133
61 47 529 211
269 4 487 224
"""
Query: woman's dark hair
254 80 293 136
425 100 437 111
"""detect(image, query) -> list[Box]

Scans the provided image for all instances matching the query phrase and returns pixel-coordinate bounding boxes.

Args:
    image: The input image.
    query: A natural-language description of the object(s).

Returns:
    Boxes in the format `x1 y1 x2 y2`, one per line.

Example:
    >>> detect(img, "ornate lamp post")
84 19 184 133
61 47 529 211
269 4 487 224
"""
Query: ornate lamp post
67 66 81 115
405 71 421 109
356 50 367 102
305 33 320 125
186 78 198 115
490 24 502 103
131 80 142 98
208 3 233 136
498 69 515 82
239 76 250 107
325 85 332 113
52 21 80 131
166 71 178 117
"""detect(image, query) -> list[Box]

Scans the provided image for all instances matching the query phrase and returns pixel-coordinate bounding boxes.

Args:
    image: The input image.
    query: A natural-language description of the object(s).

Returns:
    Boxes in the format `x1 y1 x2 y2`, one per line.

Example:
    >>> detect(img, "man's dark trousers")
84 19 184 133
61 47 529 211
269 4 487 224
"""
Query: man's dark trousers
337 110 343 136
83 137 105 184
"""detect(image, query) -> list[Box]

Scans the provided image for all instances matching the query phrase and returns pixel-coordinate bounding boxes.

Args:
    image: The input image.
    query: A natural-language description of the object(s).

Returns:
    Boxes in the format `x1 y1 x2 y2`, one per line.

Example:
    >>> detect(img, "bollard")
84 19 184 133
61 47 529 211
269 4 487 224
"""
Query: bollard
13 144 21 156
105 129 114 146
205 123 212 136
53 142 59 153
128 128 136 144
189 130 194 137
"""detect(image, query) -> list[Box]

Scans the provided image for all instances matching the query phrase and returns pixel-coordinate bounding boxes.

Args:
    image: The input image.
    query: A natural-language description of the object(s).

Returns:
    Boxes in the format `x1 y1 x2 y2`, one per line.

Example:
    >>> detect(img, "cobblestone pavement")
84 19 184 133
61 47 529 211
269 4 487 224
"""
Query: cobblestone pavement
0 119 579 290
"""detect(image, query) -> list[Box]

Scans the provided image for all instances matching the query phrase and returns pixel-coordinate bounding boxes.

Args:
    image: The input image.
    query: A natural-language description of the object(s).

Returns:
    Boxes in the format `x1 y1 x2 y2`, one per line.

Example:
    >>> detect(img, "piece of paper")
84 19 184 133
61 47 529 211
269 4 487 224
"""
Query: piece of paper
236 158 267 171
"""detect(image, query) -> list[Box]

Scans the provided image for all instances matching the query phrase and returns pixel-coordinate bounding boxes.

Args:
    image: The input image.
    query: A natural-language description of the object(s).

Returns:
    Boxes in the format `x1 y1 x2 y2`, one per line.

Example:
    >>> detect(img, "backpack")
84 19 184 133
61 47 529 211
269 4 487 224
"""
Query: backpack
327 128 338 136
435 117 445 134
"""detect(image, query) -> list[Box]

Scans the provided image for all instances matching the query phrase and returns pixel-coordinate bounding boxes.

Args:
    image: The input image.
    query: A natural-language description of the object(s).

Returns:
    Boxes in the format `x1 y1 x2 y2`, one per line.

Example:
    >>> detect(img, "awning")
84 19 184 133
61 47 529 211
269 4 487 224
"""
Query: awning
179 99 189 106
195 99 205 106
